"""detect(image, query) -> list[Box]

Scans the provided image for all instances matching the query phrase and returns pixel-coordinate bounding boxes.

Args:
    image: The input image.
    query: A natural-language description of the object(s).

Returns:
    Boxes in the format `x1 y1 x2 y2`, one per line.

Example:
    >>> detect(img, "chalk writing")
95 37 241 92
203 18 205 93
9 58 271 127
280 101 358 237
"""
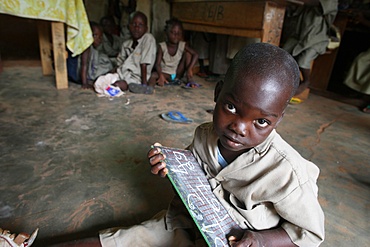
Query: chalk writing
205 4 224 21
158 146 241 247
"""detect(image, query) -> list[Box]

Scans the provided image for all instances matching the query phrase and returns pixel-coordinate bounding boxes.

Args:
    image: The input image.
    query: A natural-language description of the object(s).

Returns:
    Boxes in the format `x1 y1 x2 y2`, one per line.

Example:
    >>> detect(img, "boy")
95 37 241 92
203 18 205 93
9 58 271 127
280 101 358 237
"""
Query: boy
94 11 157 95
97 43 325 246
67 22 113 89
98 16 124 67
116 11 156 90
35 43 323 246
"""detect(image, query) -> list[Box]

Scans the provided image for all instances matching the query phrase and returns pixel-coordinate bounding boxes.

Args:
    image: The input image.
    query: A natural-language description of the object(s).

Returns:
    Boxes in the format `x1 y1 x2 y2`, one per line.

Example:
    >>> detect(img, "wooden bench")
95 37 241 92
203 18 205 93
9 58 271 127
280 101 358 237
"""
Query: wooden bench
171 0 286 46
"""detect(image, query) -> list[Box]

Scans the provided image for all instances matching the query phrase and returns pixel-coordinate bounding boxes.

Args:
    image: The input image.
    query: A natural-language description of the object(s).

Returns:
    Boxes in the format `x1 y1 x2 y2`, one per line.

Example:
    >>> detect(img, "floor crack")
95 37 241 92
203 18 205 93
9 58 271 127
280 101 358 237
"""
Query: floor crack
316 119 337 144
308 119 338 160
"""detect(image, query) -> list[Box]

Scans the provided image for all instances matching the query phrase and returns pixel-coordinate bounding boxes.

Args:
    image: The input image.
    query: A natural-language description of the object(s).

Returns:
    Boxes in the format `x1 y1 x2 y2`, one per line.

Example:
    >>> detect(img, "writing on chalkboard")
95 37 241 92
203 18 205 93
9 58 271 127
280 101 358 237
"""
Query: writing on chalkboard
157 146 241 247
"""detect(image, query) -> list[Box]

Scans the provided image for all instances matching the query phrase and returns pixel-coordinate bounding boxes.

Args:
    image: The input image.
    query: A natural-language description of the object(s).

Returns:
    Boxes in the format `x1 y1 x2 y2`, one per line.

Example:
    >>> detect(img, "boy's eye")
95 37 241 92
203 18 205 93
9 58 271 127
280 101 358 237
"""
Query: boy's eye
254 119 270 128
130 23 144 28
225 103 236 114
170 31 181 36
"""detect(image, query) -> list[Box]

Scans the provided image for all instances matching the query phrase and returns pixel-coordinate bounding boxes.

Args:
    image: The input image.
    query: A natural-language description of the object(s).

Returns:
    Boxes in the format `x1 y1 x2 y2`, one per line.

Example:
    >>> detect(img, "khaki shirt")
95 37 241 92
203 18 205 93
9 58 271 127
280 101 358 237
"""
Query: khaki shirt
116 33 156 84
167 123 325 247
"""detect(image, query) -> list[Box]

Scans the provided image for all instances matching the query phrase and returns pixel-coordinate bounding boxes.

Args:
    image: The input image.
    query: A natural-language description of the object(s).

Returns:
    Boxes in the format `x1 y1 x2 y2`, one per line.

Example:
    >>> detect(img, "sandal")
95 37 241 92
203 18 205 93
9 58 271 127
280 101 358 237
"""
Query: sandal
289 97 303 105
161 111 193 124
0 228 38 247
182 82 201 89
128 83 154 94
165 78 183 86
363 105 370 114
196 72 208 78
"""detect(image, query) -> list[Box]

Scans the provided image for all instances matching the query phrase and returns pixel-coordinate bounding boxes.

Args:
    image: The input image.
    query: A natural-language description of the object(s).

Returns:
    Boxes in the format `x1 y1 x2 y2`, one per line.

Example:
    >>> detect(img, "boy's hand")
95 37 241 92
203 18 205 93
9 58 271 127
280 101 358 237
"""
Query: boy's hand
148 143 168 177
228 228 296 247
228 231 263 247
157 74 167 86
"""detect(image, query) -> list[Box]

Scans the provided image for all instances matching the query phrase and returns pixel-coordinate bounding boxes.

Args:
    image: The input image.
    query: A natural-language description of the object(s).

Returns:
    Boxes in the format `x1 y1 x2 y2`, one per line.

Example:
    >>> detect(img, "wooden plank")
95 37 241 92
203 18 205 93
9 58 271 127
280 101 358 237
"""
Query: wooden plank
172 1 285 45
51 22 68 89
37 21 53 76
260 1 285 45
183 23 263 39
172 1 265 29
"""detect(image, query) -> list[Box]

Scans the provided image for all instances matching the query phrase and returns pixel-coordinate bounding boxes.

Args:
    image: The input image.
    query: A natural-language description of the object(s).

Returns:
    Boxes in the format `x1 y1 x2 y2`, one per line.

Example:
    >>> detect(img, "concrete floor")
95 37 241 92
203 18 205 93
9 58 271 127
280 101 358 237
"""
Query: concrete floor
0 66 369 246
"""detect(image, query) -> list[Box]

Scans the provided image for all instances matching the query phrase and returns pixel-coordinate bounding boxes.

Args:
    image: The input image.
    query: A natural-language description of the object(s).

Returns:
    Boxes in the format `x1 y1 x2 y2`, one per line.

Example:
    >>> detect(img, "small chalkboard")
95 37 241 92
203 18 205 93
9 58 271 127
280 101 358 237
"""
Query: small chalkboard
157 146 241 247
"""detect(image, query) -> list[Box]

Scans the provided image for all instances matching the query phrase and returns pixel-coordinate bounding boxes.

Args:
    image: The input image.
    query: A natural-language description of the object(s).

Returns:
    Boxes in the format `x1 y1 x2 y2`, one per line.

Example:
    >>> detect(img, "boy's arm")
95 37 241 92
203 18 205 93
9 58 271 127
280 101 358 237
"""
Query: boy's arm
116 42 128 68
80 48 91 89
229 227 297 247
140 63 148 85
184 43 199 80
154 45 167 85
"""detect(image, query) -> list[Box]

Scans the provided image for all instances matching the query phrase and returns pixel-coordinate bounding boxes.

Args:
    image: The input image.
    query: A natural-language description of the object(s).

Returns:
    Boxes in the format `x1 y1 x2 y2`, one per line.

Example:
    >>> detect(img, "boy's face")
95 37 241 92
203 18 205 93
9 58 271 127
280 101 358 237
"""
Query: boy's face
129 15 147 41
213 73 290 153
101 19 115 35
167 24 183 44
92 26 103 48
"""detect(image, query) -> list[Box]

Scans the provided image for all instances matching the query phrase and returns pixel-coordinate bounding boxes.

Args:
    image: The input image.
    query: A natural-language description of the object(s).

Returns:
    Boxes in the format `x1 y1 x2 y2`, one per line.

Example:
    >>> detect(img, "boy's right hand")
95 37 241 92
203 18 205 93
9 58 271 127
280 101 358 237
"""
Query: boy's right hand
148 143 168 177
157 74 168 86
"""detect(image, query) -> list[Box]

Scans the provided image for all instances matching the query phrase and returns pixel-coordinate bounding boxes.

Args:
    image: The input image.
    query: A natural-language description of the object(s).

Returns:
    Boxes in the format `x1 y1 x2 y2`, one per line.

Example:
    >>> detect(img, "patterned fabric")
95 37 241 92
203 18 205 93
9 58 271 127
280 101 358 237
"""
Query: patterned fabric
0 0 93 56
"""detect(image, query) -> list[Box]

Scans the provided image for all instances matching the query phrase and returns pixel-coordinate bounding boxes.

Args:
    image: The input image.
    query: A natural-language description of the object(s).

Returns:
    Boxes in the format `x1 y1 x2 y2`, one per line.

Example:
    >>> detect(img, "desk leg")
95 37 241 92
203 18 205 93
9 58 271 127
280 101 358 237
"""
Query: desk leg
51 22 68 89
37 21 53 76
261 2 285 46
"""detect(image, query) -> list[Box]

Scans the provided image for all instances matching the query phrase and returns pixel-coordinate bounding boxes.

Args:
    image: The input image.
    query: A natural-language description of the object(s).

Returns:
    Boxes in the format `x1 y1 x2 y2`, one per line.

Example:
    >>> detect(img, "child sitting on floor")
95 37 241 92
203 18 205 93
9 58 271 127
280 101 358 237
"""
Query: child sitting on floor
98 16 124 67
34 43 324 247
67 22 113 89
117 11 156 93
94 11 157 95
149 17 199 87
140 43 324 247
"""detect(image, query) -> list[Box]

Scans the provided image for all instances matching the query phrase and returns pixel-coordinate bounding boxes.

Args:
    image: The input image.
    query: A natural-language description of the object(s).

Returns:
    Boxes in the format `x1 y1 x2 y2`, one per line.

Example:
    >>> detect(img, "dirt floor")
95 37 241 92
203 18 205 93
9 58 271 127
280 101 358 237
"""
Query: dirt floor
0 66 369 246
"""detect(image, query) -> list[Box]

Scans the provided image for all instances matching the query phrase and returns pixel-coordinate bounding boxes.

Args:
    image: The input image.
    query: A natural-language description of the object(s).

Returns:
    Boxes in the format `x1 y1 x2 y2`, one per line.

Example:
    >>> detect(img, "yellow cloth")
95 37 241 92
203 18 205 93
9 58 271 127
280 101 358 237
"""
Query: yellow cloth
0 0 93 56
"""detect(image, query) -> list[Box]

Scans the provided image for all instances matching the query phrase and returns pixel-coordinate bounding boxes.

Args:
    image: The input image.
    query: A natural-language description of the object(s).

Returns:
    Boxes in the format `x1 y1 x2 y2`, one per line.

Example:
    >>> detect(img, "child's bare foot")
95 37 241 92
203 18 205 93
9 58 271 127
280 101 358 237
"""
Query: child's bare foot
0 228 38 247
81 83 93 90
112 80 128 91
363 105 370 114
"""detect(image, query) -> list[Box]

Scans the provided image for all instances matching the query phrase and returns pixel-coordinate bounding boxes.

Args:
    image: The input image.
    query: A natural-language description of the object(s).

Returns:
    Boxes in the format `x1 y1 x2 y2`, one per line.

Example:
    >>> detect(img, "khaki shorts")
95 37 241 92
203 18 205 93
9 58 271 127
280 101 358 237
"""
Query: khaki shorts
99 210 207 247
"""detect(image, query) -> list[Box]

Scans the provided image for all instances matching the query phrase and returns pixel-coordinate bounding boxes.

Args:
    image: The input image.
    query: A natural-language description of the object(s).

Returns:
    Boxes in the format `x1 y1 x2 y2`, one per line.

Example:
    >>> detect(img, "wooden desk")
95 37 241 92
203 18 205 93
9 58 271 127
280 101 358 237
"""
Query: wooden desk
171 0 286 46
0 0 93 89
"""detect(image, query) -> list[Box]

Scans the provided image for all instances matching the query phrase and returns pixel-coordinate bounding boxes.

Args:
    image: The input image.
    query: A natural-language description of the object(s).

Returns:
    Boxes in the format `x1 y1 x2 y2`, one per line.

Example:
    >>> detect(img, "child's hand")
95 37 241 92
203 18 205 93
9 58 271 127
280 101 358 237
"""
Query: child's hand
157 74 167 86
148 143 168 177
228 231 263 247
228 228 295 247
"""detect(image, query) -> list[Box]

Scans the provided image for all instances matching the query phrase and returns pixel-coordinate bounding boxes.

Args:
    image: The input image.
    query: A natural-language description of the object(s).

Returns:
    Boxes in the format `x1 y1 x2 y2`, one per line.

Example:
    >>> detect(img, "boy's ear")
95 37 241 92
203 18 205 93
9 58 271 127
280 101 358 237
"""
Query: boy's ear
214 80 224 102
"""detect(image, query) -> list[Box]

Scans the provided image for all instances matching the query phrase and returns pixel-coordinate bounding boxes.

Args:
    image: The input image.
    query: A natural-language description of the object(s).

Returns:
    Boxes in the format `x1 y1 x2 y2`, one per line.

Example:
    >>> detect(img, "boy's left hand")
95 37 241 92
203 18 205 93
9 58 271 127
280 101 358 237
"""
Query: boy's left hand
148 143 168 177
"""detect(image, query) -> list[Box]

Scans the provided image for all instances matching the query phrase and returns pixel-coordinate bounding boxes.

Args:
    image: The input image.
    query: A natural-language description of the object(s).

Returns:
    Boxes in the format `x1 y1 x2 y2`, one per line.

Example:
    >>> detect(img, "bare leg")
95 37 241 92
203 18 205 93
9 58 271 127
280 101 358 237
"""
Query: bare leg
112 80 128 91
295 68 310 96
148 71 159 87
176 54 186 80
